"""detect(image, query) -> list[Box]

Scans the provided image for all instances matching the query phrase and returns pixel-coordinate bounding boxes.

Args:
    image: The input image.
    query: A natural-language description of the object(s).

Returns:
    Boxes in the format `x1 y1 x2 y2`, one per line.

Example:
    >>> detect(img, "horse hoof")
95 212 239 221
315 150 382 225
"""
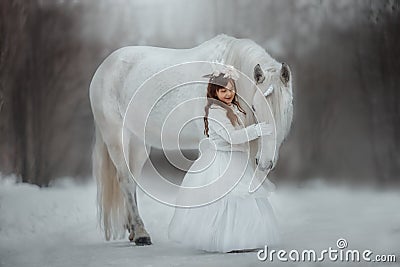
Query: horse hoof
134 236 152 246
128 232 135 242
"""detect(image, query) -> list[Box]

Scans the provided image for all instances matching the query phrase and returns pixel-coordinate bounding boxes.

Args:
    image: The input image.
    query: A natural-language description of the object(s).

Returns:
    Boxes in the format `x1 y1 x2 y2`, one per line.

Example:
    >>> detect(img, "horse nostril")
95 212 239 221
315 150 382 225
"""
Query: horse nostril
268 160 273 169
255 158 258 165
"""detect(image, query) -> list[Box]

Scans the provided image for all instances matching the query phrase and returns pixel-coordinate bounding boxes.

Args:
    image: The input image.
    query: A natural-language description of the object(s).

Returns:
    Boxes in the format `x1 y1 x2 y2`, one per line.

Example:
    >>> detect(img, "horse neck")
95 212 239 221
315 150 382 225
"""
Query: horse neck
226 39 262 109
192 36 262 110
191 34 237 62
231 39 291 143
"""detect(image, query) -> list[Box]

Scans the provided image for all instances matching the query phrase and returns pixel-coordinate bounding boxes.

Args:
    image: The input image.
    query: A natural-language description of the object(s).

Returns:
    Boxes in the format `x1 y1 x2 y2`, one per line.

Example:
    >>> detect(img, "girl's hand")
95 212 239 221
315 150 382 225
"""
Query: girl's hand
255 122 273 137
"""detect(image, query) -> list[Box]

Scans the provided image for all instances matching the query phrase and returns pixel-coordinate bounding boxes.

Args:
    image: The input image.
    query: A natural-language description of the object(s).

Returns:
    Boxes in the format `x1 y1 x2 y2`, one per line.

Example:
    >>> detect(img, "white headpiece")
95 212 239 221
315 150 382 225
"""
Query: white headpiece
202 60 240 81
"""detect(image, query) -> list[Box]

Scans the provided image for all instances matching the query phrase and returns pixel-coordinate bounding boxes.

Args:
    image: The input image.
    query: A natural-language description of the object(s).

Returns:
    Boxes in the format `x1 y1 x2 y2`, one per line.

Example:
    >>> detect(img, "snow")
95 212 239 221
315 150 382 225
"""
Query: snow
1 173 399 267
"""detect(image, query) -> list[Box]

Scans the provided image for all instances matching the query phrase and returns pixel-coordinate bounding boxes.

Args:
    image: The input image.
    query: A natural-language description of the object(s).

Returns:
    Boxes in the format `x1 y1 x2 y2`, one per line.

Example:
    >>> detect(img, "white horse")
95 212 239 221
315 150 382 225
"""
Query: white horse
89 34 293 245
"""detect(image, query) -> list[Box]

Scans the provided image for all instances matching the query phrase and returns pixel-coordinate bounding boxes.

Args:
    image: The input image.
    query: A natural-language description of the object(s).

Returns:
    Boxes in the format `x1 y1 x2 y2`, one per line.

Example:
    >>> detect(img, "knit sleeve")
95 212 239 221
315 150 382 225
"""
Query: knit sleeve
208 107 259 144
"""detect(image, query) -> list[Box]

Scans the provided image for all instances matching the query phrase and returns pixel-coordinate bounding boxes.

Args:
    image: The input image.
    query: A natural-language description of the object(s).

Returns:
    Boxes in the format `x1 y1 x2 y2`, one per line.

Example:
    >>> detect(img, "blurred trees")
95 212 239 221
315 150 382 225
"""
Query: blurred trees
272 0 400 186
0 1 95 186
0 1 37 184
0 0 399 186
353 1 400 185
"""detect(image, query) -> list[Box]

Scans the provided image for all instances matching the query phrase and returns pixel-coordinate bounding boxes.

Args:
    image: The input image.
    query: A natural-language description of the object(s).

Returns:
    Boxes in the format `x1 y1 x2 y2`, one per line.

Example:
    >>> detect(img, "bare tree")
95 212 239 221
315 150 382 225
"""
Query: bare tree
0 1 95 186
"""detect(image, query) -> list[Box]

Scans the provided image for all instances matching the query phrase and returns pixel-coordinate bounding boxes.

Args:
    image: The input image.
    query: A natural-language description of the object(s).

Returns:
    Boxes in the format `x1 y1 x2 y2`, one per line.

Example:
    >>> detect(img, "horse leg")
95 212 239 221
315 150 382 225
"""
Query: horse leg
121 134 152 245
121 182 152 245
103 132 151 245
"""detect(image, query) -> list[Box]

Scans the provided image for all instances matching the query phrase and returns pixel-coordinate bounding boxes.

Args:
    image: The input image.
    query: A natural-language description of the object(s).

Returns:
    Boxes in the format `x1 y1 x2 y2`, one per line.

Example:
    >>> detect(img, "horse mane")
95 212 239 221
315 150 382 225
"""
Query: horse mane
220 35 293 145
195 34 269 69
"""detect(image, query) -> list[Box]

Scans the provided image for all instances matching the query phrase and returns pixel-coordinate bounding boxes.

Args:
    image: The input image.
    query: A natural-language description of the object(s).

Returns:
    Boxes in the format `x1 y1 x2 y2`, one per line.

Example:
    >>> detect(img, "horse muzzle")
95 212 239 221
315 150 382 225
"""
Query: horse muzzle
255 158 274 172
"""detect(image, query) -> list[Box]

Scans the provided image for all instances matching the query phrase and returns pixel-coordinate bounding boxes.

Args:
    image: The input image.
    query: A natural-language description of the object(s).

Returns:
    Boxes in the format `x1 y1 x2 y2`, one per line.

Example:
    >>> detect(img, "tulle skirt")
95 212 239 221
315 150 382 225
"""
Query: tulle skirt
168 147 281 252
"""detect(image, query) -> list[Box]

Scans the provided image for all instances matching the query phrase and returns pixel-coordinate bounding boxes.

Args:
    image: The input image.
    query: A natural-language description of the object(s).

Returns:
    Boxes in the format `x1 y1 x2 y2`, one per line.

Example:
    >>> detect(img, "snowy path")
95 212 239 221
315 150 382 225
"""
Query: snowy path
1 173 399 267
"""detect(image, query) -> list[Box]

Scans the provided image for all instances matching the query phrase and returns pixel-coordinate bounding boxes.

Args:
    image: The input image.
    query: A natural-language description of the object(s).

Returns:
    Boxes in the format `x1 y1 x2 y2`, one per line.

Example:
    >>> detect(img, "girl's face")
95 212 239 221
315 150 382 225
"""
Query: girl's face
216 80 235 105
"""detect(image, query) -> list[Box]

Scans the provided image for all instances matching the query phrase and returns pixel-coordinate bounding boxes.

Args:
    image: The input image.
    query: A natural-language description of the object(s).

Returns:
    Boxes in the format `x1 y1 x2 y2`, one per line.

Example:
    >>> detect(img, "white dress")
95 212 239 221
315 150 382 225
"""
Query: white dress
168 103 281 252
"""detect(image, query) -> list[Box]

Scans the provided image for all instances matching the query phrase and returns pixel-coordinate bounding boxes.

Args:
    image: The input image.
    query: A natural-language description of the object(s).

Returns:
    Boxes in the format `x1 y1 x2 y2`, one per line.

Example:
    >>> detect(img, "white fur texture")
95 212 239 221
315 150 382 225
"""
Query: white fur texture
89 34 293 241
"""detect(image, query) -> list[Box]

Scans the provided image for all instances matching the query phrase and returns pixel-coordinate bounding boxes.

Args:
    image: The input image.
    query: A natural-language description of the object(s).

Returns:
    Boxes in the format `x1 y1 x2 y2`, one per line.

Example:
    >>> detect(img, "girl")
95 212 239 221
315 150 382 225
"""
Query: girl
168 66 281 253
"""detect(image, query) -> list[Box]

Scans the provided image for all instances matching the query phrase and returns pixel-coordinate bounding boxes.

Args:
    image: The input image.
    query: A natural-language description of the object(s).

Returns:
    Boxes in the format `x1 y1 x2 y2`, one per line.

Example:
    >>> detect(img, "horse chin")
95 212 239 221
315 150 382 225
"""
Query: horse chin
251 165 270 192
255 136 275 171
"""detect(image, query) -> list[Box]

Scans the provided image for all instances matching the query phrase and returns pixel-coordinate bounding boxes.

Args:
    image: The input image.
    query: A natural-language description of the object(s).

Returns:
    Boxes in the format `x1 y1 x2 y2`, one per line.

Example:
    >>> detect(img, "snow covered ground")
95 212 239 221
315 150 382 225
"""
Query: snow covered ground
1 172 399 267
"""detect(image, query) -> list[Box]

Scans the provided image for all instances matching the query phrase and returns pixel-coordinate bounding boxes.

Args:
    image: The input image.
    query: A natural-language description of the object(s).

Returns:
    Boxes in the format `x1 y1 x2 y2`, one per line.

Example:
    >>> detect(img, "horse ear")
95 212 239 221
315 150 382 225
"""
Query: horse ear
280 62 290 86
254 64 265 84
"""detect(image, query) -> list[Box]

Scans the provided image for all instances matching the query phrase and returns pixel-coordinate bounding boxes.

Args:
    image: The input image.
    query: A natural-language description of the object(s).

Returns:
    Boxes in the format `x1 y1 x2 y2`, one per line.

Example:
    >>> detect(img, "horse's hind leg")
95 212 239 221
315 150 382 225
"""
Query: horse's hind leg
105 132 152 245
124 185 151 245
119 134 152 245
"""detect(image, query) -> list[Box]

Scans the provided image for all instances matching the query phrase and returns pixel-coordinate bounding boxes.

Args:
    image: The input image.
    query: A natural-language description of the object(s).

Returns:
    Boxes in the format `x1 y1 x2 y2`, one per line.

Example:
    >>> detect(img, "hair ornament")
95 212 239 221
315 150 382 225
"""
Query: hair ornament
202 60 240 81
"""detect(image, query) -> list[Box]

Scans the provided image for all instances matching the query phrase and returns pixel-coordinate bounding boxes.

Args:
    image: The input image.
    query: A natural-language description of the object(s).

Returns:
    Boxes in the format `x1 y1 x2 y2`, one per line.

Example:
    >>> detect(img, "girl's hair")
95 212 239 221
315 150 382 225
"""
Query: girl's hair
203 74 246 137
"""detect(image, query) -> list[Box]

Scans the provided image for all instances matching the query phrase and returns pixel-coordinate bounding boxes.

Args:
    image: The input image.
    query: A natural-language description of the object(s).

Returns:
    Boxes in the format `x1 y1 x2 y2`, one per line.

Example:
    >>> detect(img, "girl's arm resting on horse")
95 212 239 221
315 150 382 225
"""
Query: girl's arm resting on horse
208 108 272 145
214 124 261 144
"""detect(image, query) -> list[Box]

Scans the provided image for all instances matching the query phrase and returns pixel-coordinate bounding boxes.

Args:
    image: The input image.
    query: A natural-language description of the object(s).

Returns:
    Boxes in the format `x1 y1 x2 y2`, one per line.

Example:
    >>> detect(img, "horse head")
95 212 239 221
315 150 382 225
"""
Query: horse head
232 38 293 189
252 61 293 167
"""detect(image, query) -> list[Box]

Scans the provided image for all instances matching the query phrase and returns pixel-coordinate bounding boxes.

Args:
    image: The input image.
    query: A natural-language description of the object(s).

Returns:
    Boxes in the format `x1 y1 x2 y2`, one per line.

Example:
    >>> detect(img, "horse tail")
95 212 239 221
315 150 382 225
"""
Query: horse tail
93 125 126 241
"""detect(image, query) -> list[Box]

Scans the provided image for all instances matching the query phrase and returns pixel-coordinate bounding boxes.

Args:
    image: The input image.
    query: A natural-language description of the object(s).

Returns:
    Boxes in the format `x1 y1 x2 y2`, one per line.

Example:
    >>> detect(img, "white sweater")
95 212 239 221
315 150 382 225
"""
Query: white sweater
207 104 259 152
